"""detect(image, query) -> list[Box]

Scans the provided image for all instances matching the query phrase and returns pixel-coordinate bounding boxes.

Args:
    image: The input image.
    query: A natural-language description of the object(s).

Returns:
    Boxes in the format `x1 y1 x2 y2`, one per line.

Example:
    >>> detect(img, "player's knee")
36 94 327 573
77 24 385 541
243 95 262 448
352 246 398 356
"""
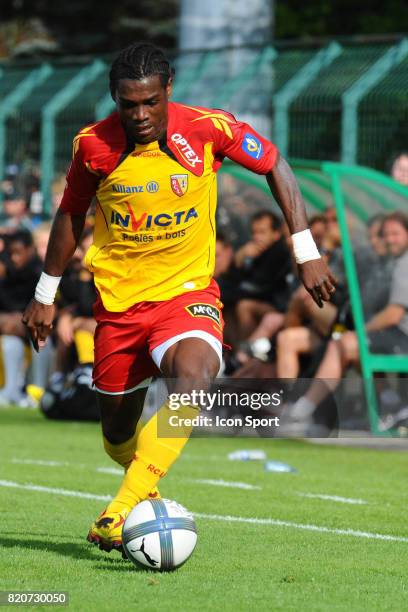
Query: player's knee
171 358 217 380
97 393 138 445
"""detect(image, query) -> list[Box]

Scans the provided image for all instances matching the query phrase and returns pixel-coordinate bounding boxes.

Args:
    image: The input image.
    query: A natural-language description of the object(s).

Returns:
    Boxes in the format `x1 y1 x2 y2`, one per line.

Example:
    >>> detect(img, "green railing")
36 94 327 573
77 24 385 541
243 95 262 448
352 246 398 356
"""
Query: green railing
323 162 408 434
1 40 408 212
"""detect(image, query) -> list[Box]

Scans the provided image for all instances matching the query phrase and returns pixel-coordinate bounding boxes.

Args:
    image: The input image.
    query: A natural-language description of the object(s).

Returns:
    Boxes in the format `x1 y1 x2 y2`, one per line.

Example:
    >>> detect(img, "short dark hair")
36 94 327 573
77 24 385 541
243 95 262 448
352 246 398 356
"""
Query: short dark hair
382 211 408 233
309 214 326 226
251 210 282 231
367 213 386 229
9 230 33 248
109 42 174 99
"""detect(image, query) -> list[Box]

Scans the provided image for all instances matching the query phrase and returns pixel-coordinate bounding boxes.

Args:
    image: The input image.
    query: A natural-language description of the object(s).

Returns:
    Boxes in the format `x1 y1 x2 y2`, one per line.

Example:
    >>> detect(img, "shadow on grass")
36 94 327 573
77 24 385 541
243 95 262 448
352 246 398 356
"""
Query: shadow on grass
2 535 170 575
0 535 140 571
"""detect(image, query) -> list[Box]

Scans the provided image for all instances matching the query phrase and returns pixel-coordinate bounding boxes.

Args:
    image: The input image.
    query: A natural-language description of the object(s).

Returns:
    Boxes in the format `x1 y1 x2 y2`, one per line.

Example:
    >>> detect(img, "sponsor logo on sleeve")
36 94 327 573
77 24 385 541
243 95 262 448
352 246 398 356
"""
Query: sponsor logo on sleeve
242 133 263 160
170 174 188 197
170 133 202 168
185 303 221 325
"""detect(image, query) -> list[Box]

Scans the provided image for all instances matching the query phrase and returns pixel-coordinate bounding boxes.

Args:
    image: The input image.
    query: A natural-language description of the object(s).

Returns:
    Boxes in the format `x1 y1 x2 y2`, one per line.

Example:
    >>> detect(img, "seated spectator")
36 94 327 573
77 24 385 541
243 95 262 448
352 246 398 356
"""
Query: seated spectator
234 210 292 341
284 211 408 431
32 222 52 262
1 188 34 233
276 214 390 379
0 230 41 406
25 223 54 400
51 228 97 388
234 214 329 365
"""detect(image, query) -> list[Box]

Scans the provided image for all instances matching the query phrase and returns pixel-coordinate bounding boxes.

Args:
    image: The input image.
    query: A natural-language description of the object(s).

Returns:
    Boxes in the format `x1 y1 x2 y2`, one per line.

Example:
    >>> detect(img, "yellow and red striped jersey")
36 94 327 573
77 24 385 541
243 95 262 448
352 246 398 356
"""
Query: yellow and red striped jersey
60 102 278 311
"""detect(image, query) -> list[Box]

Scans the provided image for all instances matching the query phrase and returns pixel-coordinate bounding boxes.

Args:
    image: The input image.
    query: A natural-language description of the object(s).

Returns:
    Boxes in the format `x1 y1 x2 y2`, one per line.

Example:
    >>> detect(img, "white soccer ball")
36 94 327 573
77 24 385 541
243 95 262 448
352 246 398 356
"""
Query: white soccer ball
122 498 197 571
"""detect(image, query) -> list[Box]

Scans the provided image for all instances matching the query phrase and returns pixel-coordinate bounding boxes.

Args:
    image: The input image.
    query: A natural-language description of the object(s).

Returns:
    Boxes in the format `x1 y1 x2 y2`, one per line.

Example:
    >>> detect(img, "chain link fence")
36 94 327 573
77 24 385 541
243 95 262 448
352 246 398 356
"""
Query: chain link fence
0 39 407 213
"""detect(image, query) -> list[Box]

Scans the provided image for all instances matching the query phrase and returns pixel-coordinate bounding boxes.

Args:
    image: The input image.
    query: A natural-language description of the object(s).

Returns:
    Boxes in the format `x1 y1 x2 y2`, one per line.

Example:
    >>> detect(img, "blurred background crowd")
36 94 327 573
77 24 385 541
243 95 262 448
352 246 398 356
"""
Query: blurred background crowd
1 0 407 433
0 156 407 433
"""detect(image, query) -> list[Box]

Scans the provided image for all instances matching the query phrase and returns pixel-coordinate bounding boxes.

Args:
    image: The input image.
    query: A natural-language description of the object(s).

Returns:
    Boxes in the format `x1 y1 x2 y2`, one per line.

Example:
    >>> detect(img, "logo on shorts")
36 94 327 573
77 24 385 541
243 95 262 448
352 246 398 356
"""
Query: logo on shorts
242 133 263 159
170 174 188 197
185 303 221 325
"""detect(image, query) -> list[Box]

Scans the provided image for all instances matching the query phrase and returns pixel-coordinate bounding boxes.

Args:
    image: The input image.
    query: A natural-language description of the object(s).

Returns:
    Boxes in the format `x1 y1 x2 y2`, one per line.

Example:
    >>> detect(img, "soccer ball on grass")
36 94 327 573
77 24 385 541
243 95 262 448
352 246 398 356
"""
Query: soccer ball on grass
122 498 197 571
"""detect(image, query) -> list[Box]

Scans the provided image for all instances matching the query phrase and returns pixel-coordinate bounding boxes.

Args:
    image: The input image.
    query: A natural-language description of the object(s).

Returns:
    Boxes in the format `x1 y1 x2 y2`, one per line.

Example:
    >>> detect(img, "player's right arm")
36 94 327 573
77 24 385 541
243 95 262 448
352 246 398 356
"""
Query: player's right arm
210 111 336 307
22 133 99 351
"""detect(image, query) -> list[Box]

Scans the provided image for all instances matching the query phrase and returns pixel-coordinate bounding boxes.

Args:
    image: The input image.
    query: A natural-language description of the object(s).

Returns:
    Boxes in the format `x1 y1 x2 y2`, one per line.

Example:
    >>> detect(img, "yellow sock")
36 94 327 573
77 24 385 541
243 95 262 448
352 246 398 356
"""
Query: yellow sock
74 330 94 364
103 428 138 471
106 401 198 513
103 421 160 499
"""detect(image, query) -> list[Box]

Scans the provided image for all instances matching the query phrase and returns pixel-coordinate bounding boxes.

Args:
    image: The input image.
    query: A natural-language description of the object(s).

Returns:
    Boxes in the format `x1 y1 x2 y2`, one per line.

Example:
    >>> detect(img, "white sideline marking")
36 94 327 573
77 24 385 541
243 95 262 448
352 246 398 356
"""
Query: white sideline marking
96 467 123 475
194 512 408 543
1 479 407 543
11 458 71 467
192 478 261 491
12 458 122 475
298 493 367 505
9 460 258 489
0 480 110 502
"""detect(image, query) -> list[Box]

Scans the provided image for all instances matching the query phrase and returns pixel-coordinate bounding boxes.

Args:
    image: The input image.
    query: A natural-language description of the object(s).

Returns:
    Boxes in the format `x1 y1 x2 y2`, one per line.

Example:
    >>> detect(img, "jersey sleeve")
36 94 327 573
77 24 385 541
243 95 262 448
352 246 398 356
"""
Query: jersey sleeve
212 111 278 175
59 133 100 215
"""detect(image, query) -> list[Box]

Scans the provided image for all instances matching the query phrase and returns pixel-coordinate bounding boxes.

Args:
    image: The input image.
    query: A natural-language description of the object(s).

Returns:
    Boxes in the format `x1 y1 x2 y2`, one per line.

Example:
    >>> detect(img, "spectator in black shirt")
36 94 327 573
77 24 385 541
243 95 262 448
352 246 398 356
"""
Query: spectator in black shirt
0 230 42 323
0 231 42 406
234 210 292 340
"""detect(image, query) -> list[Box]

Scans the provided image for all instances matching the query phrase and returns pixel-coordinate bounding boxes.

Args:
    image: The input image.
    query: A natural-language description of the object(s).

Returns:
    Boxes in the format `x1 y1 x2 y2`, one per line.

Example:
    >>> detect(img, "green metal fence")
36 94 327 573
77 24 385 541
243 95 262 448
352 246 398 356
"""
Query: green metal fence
326 162 408 434
1 39 408 213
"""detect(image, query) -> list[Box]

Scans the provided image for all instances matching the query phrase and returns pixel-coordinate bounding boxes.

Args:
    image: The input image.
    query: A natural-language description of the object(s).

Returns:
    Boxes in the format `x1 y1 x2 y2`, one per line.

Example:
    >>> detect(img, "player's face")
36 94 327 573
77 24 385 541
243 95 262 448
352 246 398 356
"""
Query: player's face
382 220 408 257
115 75 172 144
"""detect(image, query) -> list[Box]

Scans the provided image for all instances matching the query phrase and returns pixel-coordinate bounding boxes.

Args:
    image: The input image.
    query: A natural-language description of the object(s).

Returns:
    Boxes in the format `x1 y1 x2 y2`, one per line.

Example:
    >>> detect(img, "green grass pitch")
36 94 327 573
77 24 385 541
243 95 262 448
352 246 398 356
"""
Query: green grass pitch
1 407 408 611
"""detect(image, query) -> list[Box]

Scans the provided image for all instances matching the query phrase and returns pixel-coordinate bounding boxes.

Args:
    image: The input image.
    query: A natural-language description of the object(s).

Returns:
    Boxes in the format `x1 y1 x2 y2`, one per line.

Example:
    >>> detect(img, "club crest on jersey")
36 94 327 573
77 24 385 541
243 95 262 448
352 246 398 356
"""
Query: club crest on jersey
170 174 188 197
185 303 221 325
242 133 263 159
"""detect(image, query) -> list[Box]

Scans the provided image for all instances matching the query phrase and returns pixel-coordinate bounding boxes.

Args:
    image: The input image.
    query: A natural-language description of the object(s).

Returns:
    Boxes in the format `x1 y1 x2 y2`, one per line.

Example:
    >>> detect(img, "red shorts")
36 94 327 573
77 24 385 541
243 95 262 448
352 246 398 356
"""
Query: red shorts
93 280 224 394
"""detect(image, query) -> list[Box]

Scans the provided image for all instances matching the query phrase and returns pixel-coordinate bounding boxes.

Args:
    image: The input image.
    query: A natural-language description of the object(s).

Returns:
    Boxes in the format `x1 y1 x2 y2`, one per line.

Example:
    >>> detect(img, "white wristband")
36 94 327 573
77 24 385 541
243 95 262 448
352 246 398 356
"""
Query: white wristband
34 272 62 305
292 229 321 264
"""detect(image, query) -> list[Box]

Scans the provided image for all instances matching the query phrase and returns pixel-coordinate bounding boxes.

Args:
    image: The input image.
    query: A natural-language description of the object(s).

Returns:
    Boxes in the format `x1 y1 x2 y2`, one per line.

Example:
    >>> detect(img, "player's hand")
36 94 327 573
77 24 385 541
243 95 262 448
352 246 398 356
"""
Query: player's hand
22 299 56 352
297 259 337 308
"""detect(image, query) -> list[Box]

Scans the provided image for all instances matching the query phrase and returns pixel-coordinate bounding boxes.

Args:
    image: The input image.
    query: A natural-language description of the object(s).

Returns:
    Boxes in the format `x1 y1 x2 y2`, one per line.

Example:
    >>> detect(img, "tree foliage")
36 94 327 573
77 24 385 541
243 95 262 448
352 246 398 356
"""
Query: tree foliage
3 0 179 56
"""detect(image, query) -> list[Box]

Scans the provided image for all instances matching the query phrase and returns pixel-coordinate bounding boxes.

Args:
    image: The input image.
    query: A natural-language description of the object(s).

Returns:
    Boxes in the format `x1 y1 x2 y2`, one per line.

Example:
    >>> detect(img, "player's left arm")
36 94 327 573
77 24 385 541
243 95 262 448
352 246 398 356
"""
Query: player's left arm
266 154 336 307
213 114 336 307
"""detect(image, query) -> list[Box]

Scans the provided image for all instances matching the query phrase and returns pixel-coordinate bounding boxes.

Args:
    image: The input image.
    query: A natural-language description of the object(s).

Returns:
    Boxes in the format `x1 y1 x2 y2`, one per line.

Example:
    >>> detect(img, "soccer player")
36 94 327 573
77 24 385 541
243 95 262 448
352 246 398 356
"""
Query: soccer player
22 43 335 553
